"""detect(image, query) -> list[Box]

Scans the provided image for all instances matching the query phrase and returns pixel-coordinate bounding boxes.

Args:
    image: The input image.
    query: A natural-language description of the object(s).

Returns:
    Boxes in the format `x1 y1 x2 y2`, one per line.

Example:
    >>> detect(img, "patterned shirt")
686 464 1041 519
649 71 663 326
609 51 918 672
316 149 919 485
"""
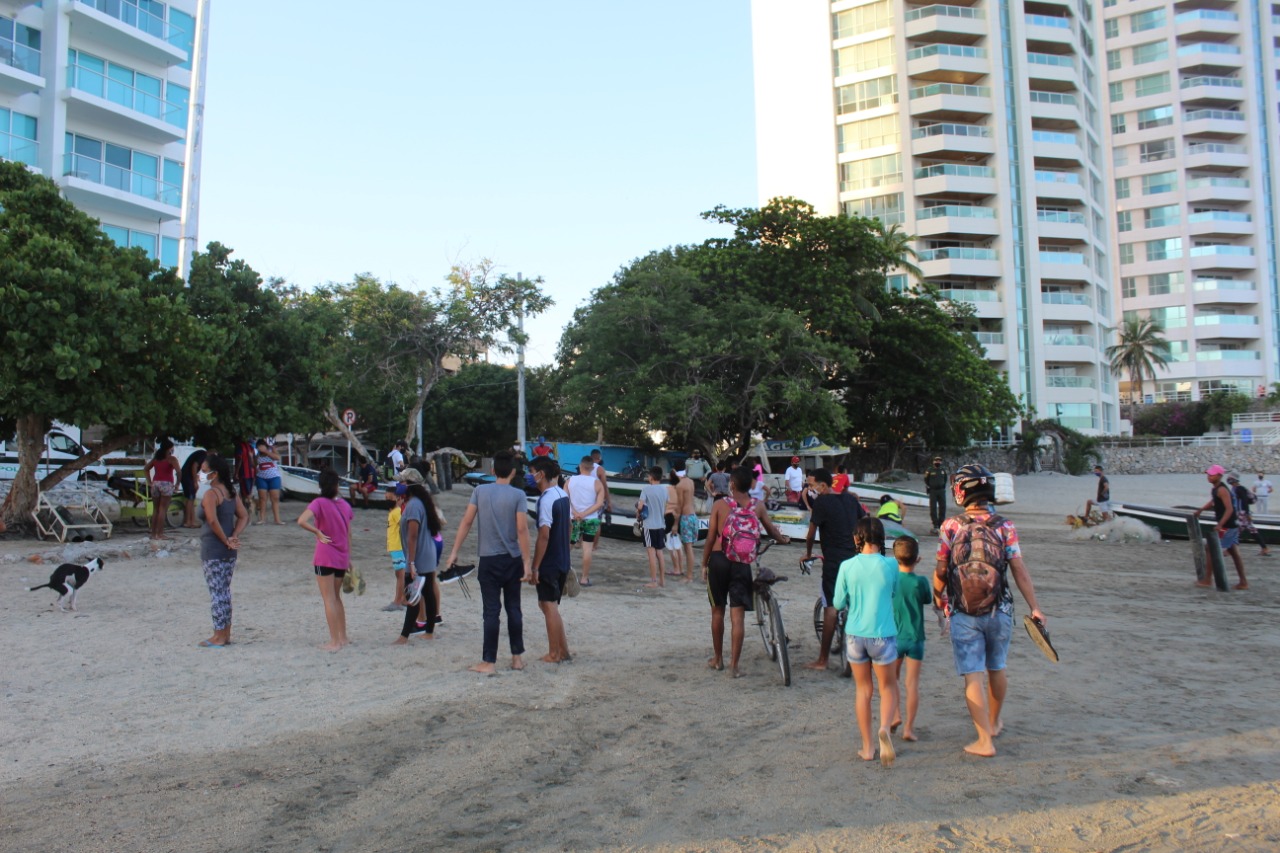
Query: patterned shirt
936 511 1020 616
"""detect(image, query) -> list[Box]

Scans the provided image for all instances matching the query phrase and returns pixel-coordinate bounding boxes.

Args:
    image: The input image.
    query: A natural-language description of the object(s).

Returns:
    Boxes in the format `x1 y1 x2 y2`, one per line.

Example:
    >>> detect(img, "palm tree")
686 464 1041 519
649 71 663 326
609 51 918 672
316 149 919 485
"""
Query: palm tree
1105 317 1170 405
871 221 923 283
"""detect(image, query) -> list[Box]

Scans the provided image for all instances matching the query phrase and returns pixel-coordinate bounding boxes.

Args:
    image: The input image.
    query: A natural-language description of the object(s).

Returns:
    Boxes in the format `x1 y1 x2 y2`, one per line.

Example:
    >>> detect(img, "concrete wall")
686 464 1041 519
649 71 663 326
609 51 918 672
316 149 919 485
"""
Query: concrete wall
960 445 1280 476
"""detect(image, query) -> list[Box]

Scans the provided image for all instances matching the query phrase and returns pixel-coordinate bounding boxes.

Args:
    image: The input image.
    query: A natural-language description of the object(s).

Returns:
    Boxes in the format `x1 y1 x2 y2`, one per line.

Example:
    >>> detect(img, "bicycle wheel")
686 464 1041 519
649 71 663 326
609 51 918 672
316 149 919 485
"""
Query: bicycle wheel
165 497 185 529
835 610 851 678
812 598 825 644
769 597 791 686
755 592 775 660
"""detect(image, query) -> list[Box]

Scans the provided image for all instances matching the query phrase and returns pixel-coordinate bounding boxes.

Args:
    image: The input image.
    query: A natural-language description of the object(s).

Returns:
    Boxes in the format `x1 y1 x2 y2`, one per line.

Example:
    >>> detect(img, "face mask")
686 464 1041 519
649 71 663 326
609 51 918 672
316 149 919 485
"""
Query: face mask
933 463 941 468
198 471 209 485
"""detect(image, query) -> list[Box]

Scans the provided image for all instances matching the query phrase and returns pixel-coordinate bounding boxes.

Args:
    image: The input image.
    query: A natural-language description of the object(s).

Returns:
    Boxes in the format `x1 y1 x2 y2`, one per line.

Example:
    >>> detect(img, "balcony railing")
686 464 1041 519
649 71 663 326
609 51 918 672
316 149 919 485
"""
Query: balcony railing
1026 13 1071 29
1189 245 1254 256
67 63 187 128
76 0 184 46
1195 314 1258 325
1042 291 1092 305
1046 375 1095 388
0 130 37 166
1176 9 1239 23
906 43 988 60
1181 75 1243 89
1032 130 1078 145
1188 211 1252 224
1039 251 1086 265
973 331 1005 344
1029 90 1078 106
914 163 996 179
1185 109 1245 122
938 288 1000 302
1186 142 1246 156
1027 52 1076 69
904 4 984 22
918 247 998 261
0 38 40 75
1036 210 1086 224
1044 333 1094 347
910 82 991 99
1193 278 1254 291
1196 350 1260 361
912 123 991 139
1034 169 1081 184
917 204 996 220
62 151 181 207
1178 43 1242 56
1186 177 1250 189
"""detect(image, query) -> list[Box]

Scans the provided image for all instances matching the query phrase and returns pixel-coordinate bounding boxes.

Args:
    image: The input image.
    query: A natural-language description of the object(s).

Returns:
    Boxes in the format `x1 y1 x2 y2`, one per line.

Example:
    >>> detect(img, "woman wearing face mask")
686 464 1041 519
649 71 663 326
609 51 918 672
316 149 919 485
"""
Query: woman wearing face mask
197 452 249 648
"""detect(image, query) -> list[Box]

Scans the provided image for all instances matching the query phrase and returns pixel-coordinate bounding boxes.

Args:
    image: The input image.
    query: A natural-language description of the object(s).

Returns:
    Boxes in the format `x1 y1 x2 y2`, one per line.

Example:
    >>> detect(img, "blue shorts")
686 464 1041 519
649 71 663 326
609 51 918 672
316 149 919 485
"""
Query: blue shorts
389 550 406 572
846 635 898 666
255 475 282 491
949 610 1013 676
1218 527 1241 551
897 639 925 661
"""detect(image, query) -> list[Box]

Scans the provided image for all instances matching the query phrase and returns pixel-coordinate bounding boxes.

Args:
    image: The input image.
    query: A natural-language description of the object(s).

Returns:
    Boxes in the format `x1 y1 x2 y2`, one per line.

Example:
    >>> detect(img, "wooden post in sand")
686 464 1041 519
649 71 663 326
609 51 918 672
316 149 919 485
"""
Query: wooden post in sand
1187 517 1206 582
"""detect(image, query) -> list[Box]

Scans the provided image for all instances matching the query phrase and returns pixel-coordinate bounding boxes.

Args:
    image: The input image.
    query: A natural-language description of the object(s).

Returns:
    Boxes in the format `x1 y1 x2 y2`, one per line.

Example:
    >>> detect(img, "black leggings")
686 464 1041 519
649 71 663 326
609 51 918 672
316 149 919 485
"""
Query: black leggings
400 572 438 638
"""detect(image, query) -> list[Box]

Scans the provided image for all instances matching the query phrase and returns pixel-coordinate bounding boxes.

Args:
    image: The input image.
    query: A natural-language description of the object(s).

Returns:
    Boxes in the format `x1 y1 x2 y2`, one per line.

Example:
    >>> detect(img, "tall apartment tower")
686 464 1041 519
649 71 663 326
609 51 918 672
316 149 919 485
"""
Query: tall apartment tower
0 0 210 276
1104 0 1279 403
754 0 1120 434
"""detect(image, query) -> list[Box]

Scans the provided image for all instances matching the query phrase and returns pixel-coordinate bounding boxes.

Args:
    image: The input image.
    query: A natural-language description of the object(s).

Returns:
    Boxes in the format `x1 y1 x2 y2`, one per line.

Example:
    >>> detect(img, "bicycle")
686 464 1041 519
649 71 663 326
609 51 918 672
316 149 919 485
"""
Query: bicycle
801 556 852 678
751 539 792 687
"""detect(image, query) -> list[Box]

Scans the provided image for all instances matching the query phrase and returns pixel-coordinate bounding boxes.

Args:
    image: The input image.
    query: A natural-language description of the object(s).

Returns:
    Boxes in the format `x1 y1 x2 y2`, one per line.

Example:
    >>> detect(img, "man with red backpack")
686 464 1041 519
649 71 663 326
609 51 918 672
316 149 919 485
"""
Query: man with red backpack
701 467 790 678
933 464 1046 758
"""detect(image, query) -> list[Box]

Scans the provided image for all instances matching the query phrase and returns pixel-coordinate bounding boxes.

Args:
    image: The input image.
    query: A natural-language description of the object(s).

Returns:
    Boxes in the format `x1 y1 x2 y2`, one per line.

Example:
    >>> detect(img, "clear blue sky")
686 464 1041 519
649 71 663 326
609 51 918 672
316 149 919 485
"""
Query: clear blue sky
199 3 758 366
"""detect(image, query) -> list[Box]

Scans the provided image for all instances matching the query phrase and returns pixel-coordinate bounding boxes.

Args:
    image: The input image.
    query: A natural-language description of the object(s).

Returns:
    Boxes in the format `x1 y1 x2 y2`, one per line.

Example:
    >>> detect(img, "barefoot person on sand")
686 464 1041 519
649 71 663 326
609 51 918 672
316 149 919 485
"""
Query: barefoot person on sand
445 450 530 673
701 467 789 678
297 469 354 652
934 464 1045 758
530 457 572 663
1192 464 1249 590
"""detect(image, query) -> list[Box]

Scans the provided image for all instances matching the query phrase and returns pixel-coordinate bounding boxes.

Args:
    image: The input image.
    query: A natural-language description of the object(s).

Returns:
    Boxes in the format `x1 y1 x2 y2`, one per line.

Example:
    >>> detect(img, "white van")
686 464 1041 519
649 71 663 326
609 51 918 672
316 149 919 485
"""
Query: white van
0 424 110 481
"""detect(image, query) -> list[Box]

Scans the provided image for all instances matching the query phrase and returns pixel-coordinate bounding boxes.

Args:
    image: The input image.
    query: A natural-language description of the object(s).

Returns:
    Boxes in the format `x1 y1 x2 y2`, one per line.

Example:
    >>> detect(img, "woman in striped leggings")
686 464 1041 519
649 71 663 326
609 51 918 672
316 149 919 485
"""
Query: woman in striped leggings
198 452 248 648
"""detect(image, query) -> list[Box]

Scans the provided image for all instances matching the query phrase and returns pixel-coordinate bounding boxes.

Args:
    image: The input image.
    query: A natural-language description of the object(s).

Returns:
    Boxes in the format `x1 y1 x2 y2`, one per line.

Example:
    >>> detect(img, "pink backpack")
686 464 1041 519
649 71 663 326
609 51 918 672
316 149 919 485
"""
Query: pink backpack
721 497 762 564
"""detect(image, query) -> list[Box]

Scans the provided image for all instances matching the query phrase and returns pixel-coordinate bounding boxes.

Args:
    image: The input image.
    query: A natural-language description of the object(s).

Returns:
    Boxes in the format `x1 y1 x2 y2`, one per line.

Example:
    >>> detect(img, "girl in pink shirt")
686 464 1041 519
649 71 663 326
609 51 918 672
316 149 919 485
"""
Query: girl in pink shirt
297 469 354 651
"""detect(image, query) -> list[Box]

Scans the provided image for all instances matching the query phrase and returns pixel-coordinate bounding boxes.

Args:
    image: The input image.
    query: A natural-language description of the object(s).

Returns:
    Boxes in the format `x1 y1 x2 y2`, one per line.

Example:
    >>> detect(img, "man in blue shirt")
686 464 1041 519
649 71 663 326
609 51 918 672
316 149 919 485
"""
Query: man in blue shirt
530 457 572 664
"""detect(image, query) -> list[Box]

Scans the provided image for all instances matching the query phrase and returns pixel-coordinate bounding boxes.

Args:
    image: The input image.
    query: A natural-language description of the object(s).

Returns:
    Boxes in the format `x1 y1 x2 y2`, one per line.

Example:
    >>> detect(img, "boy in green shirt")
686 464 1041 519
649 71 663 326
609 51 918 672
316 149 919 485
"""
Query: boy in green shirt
891 536 933 742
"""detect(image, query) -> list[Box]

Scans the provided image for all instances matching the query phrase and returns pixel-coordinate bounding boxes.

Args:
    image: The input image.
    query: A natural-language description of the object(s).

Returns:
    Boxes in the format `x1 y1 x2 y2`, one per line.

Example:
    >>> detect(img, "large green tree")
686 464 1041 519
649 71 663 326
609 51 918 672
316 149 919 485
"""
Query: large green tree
1106 316 1170 405
0 161 214 524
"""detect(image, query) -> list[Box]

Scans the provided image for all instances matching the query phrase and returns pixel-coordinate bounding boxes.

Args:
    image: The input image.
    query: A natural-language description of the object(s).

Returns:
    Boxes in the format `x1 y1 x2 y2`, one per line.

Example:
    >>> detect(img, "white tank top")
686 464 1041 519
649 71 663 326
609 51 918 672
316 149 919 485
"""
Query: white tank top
568 474 599 515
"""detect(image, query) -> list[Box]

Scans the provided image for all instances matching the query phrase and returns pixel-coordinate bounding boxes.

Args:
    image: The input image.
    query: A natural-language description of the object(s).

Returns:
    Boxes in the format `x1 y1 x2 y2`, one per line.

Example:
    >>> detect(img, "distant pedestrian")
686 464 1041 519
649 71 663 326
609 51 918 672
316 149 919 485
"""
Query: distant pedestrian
394 469 442 644
297 469 354 652
685 450 710 494
347 455 379 508
381 484 407 612
1085 465 1111 521
179 448 208 529
144 439 179 541
234 438 256 512
803 467 865 672
197 452 248 648
784 456 805 503
891 536 932 742
707 461 731 501
674 467 698 582
254 439 284 525
637 467 670 588
591 448 612 549
530 457 572 663
923 456 949 535
1227 473 1271 558
445 450 530 673
1193 464 1248 590
832 464 850 494
1254 473 1273 515
567 456 605 586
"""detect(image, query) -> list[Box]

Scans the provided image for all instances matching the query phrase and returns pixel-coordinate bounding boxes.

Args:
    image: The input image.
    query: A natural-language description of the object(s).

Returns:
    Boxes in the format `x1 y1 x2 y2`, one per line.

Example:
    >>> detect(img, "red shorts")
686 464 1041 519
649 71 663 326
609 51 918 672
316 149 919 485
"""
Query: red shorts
356 483 377 494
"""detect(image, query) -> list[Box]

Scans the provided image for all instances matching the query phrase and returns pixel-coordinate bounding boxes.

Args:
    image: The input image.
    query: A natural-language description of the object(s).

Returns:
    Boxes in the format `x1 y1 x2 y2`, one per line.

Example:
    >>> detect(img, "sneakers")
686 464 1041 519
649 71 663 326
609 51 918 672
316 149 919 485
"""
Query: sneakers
440 563 475 584
406 576 426 606
381 602 405 612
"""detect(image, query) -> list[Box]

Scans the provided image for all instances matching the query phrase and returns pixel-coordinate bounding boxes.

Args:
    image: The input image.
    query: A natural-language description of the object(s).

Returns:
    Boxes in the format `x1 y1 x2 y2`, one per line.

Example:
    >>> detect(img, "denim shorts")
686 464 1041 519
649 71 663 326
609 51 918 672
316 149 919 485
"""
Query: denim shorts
846 634 898 666
949 610 1013 676
255 476 282 491
1218 527 1241 551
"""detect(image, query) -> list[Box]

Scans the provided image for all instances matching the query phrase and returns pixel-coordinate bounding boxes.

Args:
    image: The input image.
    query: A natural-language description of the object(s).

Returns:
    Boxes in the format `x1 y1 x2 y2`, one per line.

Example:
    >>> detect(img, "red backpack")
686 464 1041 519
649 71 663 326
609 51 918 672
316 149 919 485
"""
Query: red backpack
944 514 1009 616
721 497 762 564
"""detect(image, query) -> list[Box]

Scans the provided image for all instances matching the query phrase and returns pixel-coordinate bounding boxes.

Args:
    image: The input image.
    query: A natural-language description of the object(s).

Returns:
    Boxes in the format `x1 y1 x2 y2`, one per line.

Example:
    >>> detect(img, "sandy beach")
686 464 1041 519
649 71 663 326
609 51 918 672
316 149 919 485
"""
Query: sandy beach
2 471 1278 852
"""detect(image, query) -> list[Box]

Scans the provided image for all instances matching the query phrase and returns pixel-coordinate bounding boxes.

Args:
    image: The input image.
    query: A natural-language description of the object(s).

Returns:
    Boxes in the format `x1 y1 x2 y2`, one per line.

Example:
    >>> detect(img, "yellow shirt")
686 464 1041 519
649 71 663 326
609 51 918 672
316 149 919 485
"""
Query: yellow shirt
386 505 403 553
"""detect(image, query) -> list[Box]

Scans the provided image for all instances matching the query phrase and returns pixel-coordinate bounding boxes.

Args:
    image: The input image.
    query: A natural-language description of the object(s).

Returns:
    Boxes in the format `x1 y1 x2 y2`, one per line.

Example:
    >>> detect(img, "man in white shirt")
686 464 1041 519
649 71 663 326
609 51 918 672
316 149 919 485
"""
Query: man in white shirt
1254 473 1273 515
784 456 805 504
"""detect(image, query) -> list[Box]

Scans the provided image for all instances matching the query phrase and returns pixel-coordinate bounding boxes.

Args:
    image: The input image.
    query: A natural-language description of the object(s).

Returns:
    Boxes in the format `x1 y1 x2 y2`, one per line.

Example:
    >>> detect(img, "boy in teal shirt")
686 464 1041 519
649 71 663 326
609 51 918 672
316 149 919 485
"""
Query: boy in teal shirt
891 536 933 743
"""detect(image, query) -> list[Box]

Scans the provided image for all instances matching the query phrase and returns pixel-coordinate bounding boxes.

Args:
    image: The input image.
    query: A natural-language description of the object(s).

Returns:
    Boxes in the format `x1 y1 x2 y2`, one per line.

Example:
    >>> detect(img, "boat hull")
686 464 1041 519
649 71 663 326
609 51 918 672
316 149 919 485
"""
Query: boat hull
1113 503 1280 545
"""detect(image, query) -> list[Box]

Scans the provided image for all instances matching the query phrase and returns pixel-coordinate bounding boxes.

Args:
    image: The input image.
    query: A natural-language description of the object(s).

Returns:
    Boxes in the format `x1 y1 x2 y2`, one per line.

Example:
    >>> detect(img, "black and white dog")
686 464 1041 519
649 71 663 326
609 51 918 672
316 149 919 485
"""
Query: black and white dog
27 557 105 611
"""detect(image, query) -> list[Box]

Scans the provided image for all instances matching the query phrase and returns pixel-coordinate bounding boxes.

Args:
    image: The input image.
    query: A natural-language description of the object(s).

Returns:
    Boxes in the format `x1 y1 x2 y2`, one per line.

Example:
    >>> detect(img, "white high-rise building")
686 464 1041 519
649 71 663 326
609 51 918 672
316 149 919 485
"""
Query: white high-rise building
0 0 209 275
753 0 1280 429
1104 0 1279 404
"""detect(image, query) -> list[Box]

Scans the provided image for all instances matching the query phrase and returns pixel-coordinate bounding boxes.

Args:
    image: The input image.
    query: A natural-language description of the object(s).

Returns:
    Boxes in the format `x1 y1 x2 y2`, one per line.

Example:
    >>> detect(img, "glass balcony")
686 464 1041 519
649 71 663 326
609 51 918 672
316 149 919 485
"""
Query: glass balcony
1186 142 1246 156
906 43 988 61
1027 52 1076 68
1193 278 1254 291
0 37 39 76
938 288 1000 302
1046 376 1096 388
0 130 37 165
1195 314 1258 325
1176 9 1238 23
1026 14 1071 28
1034 170 1081 184
1185 109 1245 122
1036 211 1086 225
910 82 991 99
973 331 1005 344
918 247 998 261
76 0 176 43
917 205 996 220
1029 91 1078 106
1186 177 1249 189
1178 43 1242 56
1039 251 1086 264
67 63 186 128
1032 130 1078 145
62 151 181 207
1042 291 1092 305
1196 350 1260 361
914 163 996 179
1189 245 1254 256
1044 333 1094 347
1187 211 1251 224
911 123 991 139
1181 75 1243 90
904 5 984 21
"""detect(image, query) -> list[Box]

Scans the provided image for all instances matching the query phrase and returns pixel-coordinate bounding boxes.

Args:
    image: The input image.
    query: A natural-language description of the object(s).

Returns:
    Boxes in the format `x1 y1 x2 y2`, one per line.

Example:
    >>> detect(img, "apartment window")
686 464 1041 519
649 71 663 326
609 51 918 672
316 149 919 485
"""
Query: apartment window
840 153 902 192
1115 177 1130 199
1121 276 1137 297
1133 72 1170 98
1091 172 1105 202
842 192 905 226
1104 18 1120 38
103 224 177 267
1139 138 1174 163
1164 341 1189 362
836 75 898 115
67 49 172 123
833 1 892 39
1132 41 1169 65
0 106 37 166
1130 8 1166 33
1108 81 1124 102
1111 113 1127 134
1106 49 1122 70
1148 272 1185 294
0 15 41 76
1150 305 1186 328
1119 242 1135 264
1136 106 1173 130
1116 210 1132 232
1142 171 1177 195
63 132 183 206
838 114 899 152
1144 204 1180 228
834 38 895 77
1146 237 1182 261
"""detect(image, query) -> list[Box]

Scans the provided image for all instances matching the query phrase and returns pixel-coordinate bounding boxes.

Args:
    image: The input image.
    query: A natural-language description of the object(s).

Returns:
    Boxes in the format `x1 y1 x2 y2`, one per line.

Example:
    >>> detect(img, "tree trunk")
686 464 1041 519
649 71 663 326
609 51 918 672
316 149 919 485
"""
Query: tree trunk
421 447 476 493
402 363 444 449
39 434 139 491
323 401 373 465
1 413 47 526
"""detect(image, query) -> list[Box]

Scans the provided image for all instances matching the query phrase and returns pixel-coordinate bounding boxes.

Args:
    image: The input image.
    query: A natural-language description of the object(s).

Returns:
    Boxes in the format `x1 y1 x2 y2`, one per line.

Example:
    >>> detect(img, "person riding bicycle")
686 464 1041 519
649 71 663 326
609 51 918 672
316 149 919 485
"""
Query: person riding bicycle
701 467 789 679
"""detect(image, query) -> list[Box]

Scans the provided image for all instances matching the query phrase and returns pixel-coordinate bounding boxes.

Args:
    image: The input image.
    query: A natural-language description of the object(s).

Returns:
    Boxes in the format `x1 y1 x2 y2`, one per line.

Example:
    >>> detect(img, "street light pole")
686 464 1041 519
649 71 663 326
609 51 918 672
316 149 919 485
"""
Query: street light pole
516 273 527 454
